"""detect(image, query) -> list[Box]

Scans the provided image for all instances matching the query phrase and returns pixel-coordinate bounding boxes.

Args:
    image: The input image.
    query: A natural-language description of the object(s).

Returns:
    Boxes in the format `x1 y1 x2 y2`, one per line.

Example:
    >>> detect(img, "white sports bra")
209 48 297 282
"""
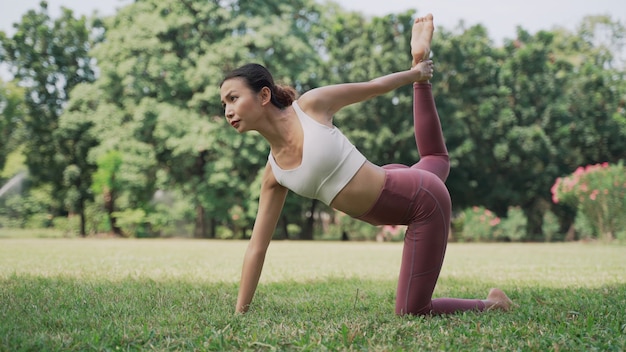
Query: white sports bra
268 101 367 205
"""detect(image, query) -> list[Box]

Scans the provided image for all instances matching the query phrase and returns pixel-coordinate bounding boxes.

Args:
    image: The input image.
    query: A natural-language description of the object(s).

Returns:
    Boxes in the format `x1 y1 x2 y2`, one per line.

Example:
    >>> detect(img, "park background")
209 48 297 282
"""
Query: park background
1 1 626 351
1 0 626 241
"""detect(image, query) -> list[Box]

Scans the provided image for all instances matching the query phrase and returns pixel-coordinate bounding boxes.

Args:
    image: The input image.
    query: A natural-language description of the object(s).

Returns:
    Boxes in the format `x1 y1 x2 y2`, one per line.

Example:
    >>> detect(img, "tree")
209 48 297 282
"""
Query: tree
0 1 97 234
433 20 626 240
0 80 25 172
73 0 329 237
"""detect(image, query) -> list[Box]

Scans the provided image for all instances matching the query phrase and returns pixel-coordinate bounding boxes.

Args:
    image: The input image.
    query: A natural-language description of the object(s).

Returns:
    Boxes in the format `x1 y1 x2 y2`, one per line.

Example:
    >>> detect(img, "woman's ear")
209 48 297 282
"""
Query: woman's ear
259 86 272 106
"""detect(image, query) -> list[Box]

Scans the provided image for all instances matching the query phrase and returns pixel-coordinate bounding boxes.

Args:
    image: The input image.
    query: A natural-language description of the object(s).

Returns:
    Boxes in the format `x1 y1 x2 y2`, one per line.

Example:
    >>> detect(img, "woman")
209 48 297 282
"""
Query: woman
220 14 512 315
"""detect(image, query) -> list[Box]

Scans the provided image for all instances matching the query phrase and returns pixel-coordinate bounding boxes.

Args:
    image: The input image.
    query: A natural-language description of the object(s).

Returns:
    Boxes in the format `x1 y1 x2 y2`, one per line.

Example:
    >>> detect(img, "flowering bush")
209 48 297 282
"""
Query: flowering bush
551 161 626 241
458 206 501 242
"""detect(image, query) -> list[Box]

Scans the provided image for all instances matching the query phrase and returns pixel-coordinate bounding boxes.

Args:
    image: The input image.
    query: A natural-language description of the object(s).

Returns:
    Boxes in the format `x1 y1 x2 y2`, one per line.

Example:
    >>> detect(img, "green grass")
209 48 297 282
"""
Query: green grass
1 239 625 351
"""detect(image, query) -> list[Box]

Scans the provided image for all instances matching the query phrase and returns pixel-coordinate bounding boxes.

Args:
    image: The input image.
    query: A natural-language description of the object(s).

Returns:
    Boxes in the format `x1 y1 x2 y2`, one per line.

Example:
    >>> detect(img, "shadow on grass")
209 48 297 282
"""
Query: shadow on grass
2 275 625 351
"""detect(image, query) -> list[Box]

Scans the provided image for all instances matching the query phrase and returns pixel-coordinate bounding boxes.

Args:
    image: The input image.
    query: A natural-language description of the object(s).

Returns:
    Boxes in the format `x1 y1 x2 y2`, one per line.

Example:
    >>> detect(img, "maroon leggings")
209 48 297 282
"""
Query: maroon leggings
357 83 485 315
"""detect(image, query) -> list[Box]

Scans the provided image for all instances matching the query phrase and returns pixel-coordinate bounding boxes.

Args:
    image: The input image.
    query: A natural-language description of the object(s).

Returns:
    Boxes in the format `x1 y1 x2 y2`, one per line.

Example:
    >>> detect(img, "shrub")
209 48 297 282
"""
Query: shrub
573 212 596 240
52 216 80 237
542 210 562 242
551 161 626 241
497 206 527 242
325 212 379 241
111 208 147 237
458 206 501 242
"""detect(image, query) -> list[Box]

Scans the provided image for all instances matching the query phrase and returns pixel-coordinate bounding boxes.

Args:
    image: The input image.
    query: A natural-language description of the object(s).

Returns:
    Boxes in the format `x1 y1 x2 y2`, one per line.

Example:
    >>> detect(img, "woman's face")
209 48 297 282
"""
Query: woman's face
220 78 261 132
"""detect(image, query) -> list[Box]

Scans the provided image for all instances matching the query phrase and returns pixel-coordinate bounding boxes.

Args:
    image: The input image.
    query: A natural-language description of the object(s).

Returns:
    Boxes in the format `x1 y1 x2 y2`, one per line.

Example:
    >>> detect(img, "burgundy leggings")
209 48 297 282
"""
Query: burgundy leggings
357 83 485 315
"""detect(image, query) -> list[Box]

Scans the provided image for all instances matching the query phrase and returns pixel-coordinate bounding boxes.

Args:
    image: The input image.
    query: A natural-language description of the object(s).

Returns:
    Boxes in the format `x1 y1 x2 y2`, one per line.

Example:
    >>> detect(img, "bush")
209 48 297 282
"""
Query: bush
111 208 147 237
324 212 379 241
52 216 80 237
25 213 54 229
497 206 527 242
458 206 501 242
85 201 110 234
573 212 596 240
542 210 562 242
551 161 626 241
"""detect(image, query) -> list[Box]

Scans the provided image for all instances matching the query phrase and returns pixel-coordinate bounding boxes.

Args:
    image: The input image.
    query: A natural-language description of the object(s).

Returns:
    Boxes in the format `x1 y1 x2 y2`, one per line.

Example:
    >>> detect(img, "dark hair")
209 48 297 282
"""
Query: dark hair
221 63 297 109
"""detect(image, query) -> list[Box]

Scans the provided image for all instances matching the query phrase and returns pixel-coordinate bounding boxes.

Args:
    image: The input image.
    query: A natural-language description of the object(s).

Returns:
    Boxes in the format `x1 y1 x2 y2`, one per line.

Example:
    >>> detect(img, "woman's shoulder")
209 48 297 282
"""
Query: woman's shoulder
294 90 333 126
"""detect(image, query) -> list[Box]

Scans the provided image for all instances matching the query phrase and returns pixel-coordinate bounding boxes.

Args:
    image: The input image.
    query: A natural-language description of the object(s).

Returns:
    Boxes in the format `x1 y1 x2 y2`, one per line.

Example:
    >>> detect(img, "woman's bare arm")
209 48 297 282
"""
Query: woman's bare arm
236 163 288 313
297 61 433 122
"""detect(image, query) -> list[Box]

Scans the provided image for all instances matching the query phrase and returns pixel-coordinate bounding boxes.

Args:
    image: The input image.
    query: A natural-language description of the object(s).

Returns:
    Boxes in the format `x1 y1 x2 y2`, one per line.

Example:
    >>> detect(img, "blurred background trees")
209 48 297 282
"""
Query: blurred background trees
1 0 625 241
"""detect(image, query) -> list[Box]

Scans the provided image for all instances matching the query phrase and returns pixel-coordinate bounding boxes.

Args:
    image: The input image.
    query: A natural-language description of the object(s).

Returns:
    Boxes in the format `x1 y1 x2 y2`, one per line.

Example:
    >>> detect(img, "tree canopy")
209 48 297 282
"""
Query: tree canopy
1 0 625 240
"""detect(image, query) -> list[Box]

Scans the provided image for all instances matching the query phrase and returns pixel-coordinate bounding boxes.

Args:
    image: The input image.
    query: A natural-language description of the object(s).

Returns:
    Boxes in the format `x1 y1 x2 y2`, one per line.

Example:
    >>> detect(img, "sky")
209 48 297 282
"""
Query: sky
1 0 625 43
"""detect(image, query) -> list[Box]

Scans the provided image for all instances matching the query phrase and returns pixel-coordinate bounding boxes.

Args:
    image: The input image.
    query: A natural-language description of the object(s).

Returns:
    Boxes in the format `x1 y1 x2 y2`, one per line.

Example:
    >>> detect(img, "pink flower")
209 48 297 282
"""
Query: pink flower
589 190 599 200
551 178 561 203
563 177 578 191
490 218 501 226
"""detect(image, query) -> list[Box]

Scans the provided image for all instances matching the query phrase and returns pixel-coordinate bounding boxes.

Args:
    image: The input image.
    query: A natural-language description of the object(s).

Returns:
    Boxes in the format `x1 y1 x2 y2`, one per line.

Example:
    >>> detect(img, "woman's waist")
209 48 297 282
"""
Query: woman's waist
330 161 385 217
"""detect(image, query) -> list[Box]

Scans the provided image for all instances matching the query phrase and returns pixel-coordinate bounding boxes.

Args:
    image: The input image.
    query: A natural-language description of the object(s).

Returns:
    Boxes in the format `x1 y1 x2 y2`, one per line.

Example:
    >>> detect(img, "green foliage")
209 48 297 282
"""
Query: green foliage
0 146 27 179
498 206 528 242
1 2 625 241
68 0 332 237
91 150 122 195
552 162 626 241
83 201 110 235
324 212 380 241
436 16 626 239
0 183 57 229
1 1 99 236
542 210 562 242
148 190 196 238
574 212 597 239
458 206 501 242
455 205 529 242
51 216 81 237
111 208 148 238
0 228 65 238
0 81 25 170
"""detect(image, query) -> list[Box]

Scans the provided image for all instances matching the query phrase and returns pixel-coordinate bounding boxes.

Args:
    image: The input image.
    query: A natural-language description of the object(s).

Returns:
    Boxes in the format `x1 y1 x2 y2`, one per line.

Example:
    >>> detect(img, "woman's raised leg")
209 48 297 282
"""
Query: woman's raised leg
408 14 450 182
411 83 449 182
395 14 512 316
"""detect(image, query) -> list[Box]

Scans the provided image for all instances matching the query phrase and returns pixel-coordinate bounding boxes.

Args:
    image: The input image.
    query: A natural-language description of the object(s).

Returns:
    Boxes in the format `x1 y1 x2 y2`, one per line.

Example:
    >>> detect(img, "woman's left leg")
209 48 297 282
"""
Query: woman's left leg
395 170 486 315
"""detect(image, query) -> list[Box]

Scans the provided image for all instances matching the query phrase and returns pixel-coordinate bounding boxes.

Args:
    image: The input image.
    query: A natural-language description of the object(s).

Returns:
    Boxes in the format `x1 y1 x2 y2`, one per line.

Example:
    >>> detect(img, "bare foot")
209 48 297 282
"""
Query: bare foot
411 13 434 67
483 288 514 311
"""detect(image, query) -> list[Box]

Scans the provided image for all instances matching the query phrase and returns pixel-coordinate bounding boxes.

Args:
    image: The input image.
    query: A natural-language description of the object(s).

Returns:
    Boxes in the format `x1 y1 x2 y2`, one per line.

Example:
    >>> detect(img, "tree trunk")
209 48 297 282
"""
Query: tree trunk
300 199 317 240
273 215 289 240
209 217 216 239
524 200 547 241
103 187 124 236
79 201 86 237
194 205 206 238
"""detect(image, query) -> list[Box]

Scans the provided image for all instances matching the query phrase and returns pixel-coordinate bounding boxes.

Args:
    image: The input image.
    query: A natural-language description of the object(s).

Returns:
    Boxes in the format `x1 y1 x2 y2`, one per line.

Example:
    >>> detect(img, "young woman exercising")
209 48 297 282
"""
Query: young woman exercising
220 14 512 315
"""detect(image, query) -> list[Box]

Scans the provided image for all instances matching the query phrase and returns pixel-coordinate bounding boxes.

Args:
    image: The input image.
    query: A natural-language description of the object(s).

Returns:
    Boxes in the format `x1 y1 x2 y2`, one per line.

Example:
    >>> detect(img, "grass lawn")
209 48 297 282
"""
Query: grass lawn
1 238 625 351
